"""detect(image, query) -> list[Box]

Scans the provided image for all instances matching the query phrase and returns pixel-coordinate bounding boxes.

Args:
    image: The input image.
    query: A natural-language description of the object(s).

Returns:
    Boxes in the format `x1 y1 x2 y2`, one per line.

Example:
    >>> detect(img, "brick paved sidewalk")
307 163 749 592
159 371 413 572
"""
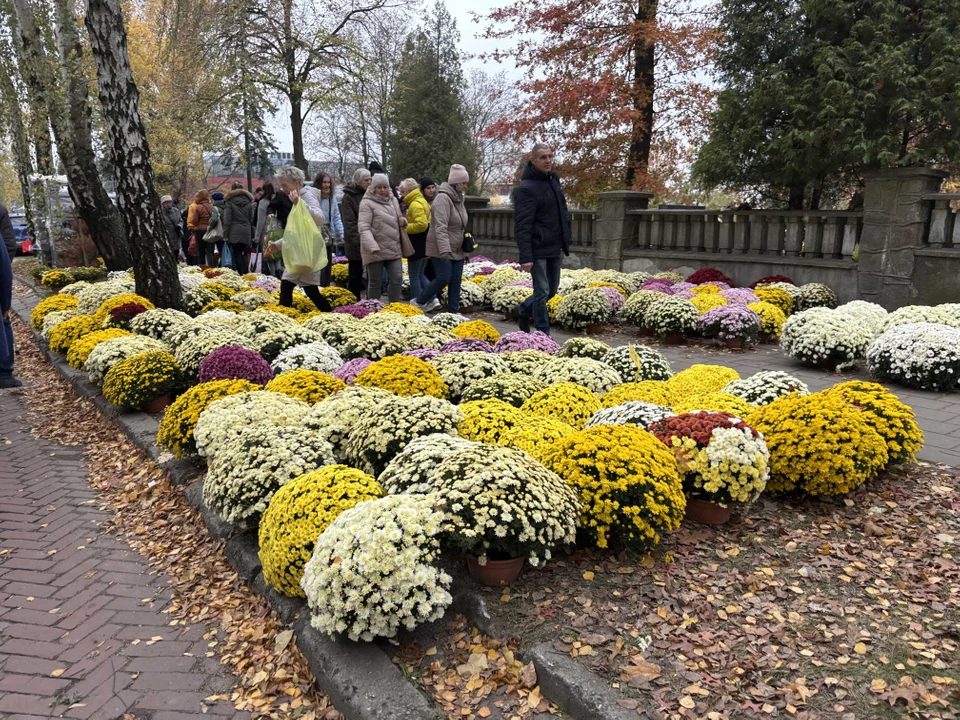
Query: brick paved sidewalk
0 390 245 720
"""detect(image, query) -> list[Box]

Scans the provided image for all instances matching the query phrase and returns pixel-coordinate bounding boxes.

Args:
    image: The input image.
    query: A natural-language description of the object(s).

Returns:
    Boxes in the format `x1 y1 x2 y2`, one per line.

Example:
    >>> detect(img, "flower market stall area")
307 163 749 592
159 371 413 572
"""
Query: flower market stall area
9 258 960 720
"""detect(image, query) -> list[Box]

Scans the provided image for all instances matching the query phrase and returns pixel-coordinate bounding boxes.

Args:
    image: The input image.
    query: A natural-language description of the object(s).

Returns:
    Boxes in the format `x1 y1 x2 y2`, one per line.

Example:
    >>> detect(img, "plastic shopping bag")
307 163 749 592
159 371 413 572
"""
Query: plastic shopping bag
282 201 328 275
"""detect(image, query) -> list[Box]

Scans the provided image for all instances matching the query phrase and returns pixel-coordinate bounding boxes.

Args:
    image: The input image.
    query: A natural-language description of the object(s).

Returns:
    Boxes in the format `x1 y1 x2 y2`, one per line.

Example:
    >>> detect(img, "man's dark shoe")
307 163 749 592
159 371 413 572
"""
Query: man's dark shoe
0 377 23 389
516 313 531 333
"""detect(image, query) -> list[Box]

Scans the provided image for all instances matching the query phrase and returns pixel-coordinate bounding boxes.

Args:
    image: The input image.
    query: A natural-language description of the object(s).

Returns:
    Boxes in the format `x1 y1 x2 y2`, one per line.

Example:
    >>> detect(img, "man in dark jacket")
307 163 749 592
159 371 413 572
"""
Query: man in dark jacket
1 203 16 258
222 184 256 274
0 202 20 387
513 144 571 334
341 168 371 298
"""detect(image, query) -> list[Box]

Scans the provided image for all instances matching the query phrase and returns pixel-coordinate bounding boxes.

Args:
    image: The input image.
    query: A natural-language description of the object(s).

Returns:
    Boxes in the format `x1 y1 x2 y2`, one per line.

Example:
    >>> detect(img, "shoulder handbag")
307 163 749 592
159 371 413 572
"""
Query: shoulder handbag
399 221 415 258
461 232 478 253
203 206 223 243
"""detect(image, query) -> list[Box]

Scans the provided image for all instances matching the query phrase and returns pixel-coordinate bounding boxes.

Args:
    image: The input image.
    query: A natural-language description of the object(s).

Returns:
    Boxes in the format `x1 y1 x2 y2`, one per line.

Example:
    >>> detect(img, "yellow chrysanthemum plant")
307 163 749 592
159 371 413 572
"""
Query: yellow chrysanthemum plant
648 411 769 507
497 415 576 464
457 399 527 445
259 465 384 597
601 380 678 408
319 286 358 308
102 351 183 409
40 269 74 290
48 314 101 355
746 393 889 496
747 301 787 338
379 301 423 317
199 300 248 315
521 382 601 429
823 381 923 466
65 328 131 369
451 319 501 344
353 355 450 399
690 293 727 315
667 364 740 398
31 293 79 330
331 262 350 285
264 369 346 405
156 379 259 457
540 425 685 552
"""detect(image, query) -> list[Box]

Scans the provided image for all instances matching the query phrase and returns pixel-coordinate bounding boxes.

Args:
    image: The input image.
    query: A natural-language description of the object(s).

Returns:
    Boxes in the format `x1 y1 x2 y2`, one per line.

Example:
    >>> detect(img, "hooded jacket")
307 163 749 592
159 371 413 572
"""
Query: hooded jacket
340 183 366 262
358 189 404 265
513 161 571 263
403 188 430 261
222 188 255 246
187 190 212 231
425 182 469 261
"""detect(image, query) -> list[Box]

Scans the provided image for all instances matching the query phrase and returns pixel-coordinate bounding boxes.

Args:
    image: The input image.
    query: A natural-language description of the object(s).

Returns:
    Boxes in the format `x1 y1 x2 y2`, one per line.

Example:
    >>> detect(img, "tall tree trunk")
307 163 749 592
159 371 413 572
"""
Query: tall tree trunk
625 0 656 189
290 92 307 173
11 0 133 270
0 52 37 247
788 184 805 210
84 0 182 309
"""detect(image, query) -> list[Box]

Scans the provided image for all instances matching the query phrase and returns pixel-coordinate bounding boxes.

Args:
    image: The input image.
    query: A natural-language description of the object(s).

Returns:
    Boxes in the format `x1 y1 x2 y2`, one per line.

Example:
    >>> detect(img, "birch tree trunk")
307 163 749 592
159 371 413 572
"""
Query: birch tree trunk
84 0 182 308
52 0 131 270
10 0 133 271
0 48 37 246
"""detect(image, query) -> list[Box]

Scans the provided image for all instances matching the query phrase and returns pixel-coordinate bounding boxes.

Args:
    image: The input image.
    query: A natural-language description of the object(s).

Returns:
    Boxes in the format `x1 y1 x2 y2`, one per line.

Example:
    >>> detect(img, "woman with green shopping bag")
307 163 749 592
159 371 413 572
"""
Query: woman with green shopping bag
265 166 333 312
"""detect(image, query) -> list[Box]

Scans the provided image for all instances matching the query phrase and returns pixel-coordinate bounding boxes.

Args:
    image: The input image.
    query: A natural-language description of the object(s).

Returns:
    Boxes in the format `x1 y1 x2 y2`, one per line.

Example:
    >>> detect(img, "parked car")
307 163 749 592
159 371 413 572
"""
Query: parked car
9 213 35 256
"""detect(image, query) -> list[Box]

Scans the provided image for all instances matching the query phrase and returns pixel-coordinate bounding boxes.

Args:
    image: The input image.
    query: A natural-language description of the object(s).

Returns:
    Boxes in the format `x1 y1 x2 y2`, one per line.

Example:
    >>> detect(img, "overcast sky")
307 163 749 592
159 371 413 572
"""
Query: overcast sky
268 0 518 153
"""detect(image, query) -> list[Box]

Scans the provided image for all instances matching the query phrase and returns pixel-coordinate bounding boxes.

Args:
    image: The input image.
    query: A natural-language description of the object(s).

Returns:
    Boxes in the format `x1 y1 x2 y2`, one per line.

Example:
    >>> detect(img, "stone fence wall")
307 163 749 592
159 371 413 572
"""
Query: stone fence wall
465 167 960 308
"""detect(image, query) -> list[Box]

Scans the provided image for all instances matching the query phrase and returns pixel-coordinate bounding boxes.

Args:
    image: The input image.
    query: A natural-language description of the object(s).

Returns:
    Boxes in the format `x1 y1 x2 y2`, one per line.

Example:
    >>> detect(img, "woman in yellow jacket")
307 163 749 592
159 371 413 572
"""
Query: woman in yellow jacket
399 178 431 300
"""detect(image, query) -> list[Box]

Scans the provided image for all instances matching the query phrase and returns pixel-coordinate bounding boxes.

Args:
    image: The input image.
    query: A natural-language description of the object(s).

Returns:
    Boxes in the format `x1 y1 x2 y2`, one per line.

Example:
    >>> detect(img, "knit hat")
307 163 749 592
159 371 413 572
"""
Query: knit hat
419 177 436 193
160 195 172 204
370 173 390 188
211 192 225 201
448 164 469 185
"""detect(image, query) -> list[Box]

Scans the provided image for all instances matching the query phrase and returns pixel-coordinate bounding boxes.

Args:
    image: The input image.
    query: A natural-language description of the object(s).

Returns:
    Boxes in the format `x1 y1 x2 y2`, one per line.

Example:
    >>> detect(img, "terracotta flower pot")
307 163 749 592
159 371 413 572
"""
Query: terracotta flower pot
140 394 171 414
662 333 685 346
460 305 475 314
685 497 732 525
586 323 604 335
724 338 744 350
640 327 654 337
758 331 774 344
466 555 525 587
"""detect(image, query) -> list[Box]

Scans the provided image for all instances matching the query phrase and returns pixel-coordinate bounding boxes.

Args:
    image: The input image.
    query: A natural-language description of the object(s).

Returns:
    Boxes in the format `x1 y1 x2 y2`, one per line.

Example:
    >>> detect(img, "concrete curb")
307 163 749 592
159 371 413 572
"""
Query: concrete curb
527 643 647 720
14 277 638 720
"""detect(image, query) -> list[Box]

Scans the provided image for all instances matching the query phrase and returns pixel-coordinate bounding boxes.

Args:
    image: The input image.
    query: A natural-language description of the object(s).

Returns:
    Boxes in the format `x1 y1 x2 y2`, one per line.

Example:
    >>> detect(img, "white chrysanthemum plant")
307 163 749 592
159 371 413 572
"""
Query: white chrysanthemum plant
835 301 888 337
130 308 191 341
882 305 960 332
202 425 335 526
779 307 874 370
554 288 613 329
532 357 623 395
643 295 698 336
194 391 311 461
723 370 810 406
601 345 672 382
430 352 510 402
585 401 674 429
271 341 343 375
301 493 453 641
305 386 395 461
84 335 169 385
405 444 580 567
866 322 960 392
343 394 464 476
379 434 478 496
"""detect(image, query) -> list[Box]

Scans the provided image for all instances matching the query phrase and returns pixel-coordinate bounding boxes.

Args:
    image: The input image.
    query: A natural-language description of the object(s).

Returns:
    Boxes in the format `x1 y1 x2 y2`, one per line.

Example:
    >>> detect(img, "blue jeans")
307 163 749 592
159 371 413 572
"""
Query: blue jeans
517 257 562 334
418 258 464 312
0 315 14 379
407 258 428 299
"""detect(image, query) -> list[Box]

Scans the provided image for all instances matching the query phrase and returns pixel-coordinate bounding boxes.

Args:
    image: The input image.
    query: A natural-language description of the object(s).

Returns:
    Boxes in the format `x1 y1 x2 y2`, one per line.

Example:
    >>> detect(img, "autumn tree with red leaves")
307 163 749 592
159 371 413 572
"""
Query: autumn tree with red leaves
481 0 716 202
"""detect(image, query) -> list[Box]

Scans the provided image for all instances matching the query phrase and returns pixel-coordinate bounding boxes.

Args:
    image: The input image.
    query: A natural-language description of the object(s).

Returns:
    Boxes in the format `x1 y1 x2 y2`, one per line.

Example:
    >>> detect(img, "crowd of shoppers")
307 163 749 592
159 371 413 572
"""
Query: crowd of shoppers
157 142 572 335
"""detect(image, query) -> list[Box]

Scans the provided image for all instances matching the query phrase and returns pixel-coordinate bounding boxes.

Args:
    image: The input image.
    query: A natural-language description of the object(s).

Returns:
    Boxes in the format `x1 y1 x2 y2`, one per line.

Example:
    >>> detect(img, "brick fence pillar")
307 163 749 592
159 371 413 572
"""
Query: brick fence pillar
594 191 653 270
858 167 947 309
